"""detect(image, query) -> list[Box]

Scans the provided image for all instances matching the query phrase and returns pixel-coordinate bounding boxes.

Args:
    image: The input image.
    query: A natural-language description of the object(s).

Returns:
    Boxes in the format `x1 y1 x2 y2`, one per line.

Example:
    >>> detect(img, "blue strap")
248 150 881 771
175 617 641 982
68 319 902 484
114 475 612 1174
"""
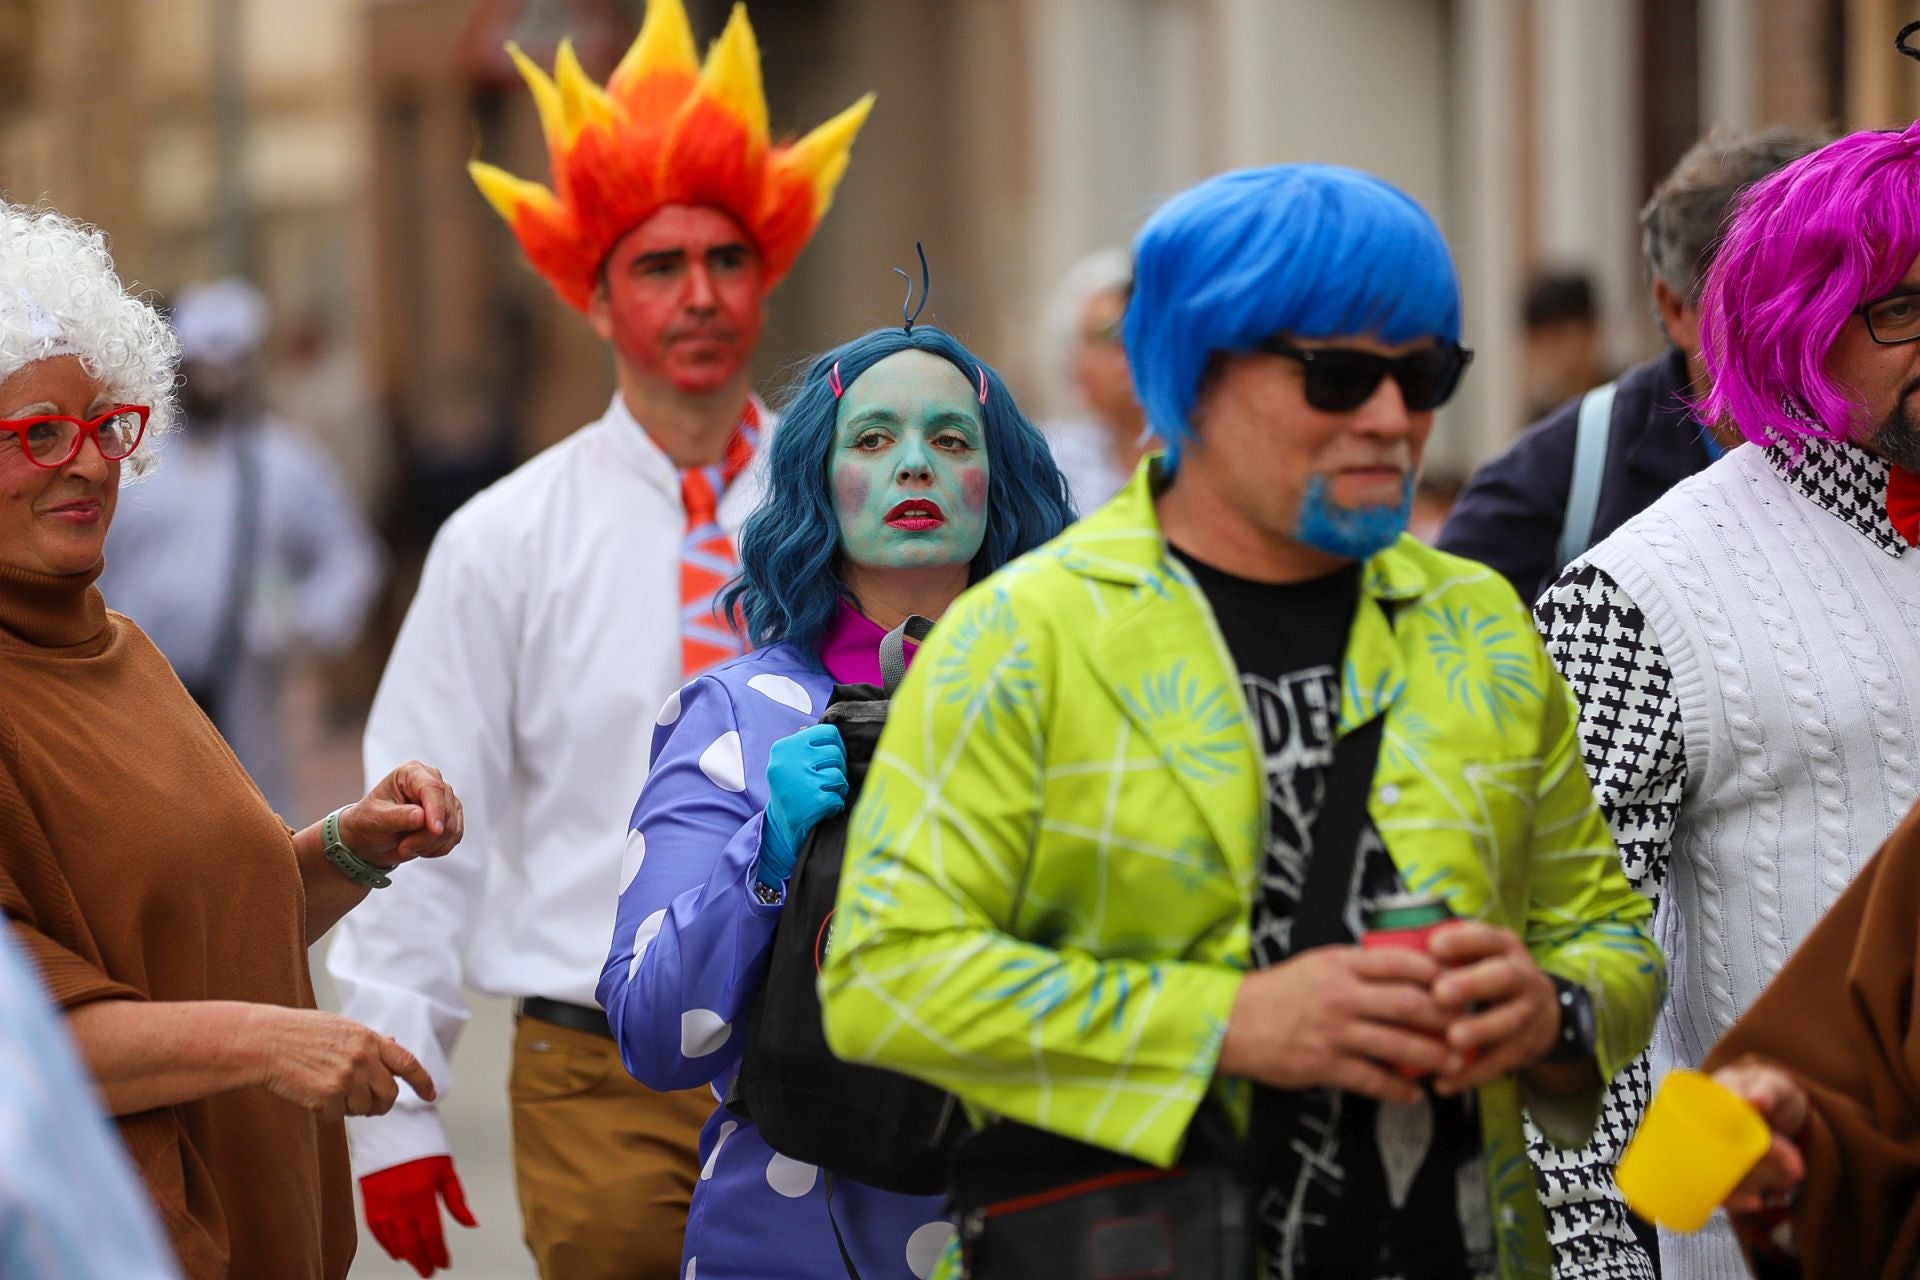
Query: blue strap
1558 380 1618 570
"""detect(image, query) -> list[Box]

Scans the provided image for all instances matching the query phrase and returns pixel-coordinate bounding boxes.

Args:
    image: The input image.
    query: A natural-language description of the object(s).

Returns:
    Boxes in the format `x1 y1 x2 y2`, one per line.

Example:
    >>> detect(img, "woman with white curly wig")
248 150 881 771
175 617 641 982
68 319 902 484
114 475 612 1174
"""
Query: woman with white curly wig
0 201 470 1279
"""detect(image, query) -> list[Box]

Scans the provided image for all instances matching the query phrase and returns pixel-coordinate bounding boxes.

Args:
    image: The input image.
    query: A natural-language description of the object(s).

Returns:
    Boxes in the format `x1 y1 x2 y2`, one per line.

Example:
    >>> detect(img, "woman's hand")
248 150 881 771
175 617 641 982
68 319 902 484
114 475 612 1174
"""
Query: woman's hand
757 724 848 888
1712 1057 1810 1215
247 1005 438 1123
338 761 464 867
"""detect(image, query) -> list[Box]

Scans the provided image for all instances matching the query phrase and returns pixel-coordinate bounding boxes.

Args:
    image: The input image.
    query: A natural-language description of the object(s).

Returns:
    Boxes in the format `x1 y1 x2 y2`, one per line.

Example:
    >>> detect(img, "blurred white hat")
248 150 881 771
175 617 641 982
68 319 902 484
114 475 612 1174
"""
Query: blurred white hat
171 276 270 365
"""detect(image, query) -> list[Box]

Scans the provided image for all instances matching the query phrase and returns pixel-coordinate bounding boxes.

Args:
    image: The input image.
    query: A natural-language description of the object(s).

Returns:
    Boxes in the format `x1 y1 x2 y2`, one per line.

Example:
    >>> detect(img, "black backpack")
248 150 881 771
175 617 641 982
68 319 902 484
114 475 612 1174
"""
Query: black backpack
728 616 965 1196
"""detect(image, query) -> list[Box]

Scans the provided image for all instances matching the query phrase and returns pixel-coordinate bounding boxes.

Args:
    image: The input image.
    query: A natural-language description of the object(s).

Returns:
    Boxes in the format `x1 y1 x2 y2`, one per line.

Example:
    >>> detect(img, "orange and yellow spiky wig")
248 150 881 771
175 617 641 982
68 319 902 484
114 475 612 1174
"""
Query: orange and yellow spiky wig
469 0 875 313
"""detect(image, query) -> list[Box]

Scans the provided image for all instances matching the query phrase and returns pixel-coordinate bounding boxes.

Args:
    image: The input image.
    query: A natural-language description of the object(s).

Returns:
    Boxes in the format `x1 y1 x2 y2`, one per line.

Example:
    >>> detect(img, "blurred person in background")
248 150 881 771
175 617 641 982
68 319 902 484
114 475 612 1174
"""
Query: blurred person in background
1441 127 1823 603
325 3 874 1275
99 276 383 819
1533 123 1920 1280
1520 271 1608 422
0 923 181 1279
1039 246 1149 511
598 323 1072 1278
0 201 464 1280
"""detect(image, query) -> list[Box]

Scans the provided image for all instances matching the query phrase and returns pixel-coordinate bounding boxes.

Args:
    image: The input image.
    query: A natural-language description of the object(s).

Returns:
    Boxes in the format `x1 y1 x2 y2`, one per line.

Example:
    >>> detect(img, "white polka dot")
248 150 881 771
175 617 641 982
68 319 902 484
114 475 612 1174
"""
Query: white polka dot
681 1008 731 1057
684 1259 696 1280
1379 783 1402 807
618 829 648 893
697 731 747 792
711 1080 725 1102
906 1221 956 1277
765 1152 818 1198
627 909 667 979
700 1120 737 1181
747 673 813 715
657 687 684 726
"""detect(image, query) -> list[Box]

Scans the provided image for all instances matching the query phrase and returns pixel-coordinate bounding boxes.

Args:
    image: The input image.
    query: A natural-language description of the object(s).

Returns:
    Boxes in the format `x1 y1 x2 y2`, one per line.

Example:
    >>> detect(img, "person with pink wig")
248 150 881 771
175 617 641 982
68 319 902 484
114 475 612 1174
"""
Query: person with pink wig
1532 122 1920 1280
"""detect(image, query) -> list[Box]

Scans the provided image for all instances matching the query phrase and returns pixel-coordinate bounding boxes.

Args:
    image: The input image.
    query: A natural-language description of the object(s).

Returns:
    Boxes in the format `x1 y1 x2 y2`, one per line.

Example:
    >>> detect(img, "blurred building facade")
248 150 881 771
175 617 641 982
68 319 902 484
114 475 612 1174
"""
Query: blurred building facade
5 0 1919 487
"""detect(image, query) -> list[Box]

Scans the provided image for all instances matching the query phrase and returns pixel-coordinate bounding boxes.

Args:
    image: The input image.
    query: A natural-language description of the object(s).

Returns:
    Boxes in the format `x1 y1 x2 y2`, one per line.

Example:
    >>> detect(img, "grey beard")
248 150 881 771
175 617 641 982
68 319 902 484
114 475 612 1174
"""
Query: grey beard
1868 397 1920 473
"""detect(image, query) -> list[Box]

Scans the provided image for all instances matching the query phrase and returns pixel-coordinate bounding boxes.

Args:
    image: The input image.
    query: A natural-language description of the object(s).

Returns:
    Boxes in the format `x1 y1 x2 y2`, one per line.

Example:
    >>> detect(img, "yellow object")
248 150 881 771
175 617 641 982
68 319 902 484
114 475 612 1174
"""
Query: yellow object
1614 1069 1772 1232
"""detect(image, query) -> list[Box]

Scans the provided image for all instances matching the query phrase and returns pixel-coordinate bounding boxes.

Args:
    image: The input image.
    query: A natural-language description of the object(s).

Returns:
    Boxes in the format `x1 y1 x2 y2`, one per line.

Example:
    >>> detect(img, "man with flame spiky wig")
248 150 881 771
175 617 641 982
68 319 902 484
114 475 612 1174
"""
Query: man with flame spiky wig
327 4 872 1276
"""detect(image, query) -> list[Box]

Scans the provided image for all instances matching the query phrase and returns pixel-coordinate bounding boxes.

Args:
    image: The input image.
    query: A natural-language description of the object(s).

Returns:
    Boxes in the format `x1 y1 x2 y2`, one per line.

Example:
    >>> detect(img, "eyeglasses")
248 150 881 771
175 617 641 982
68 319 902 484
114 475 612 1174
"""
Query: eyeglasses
1856 289 1920 346
1253 337 1474 412
0 405 149 469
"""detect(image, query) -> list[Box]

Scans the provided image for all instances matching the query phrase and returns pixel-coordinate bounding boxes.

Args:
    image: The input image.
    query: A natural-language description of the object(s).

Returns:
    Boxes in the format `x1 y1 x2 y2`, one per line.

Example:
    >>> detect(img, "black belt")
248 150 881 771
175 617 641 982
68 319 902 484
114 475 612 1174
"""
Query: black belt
517 996 612 1040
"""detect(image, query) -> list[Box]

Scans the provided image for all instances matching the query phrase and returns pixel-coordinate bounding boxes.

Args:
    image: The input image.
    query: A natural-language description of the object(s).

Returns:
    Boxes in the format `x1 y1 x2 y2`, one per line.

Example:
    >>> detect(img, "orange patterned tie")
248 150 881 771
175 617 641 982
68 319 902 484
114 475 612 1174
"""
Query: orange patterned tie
680 401 761 676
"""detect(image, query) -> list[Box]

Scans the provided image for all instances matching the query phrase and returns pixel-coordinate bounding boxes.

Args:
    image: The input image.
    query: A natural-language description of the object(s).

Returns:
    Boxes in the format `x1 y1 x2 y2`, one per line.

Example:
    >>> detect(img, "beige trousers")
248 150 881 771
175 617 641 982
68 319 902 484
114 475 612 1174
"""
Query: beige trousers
509 1014 714 1279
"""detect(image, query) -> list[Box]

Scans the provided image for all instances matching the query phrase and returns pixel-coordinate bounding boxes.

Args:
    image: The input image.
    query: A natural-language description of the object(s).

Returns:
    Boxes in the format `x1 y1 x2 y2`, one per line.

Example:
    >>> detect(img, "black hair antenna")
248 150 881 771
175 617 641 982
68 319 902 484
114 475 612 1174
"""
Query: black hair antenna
892 241 932 333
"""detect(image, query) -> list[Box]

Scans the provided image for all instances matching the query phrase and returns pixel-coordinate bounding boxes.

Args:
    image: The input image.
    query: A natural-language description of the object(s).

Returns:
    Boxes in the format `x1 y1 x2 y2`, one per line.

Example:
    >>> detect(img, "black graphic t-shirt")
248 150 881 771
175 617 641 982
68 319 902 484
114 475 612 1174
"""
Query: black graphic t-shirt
1173 548 1489 1280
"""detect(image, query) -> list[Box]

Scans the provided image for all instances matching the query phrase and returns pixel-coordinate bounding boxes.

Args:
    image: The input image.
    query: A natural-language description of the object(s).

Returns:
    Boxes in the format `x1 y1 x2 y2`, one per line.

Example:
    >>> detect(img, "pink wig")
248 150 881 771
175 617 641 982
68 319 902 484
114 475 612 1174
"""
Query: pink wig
1697 121 1920 448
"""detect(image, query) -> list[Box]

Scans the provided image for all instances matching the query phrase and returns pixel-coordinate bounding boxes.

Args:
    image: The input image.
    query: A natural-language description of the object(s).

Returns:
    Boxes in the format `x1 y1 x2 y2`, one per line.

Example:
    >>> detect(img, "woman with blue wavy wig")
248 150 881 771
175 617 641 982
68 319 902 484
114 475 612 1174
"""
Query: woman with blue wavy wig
598 322 1073 1278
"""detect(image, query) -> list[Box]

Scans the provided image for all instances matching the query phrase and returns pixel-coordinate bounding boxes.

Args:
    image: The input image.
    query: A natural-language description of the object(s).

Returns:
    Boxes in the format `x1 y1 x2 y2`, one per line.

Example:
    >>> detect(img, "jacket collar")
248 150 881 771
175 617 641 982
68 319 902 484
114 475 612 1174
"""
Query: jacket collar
1065 457 1427 876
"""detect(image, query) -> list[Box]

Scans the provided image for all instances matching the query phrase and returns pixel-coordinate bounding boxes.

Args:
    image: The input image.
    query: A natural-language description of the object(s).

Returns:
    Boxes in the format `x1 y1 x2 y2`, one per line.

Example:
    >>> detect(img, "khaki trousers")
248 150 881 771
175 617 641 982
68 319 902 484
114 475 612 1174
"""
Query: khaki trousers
509 1014 713 1280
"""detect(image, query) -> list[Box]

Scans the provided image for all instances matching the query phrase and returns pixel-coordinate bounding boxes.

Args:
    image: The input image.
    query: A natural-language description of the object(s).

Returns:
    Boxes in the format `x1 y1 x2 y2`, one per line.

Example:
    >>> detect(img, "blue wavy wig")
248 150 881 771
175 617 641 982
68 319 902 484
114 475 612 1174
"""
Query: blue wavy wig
722 325 1076 659
1125 164 1463 464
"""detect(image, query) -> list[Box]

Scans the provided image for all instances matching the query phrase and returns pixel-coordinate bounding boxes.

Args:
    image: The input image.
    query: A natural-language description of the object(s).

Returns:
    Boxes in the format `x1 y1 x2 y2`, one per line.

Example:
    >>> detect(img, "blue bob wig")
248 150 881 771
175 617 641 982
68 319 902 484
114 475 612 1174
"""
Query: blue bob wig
1125 164 1463 462
722 325 1076 659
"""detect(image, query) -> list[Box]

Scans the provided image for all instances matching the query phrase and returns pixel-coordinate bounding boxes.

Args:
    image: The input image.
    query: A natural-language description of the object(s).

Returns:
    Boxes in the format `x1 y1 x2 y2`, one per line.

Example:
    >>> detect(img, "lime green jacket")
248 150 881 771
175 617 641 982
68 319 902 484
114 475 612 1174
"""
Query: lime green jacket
820 462 1662 1278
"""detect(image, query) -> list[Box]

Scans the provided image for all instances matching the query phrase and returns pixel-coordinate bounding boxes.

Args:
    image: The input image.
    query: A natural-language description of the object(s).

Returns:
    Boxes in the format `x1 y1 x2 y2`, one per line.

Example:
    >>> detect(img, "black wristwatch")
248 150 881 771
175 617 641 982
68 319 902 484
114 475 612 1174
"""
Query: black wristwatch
1543 976 1597 1064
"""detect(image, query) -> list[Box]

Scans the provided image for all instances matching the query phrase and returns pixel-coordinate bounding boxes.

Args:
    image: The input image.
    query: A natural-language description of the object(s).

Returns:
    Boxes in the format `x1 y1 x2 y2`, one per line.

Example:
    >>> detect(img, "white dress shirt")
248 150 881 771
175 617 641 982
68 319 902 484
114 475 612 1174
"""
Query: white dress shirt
326 393 766 1174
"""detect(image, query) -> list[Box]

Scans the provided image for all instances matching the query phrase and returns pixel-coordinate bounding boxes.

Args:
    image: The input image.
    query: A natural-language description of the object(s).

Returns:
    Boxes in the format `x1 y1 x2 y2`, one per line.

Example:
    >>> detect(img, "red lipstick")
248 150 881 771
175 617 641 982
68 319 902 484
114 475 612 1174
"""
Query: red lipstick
884 499 945 531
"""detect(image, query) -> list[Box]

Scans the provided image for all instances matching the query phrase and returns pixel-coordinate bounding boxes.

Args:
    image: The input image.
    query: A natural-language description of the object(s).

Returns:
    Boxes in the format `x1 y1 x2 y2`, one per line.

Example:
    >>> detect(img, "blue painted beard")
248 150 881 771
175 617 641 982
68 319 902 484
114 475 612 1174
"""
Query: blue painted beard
1293 473 1414 560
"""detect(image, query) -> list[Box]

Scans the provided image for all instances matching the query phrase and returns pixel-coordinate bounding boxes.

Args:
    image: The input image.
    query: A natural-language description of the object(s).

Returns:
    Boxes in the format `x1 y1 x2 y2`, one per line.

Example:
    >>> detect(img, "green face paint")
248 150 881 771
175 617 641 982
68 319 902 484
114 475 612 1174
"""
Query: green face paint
830 349 992 574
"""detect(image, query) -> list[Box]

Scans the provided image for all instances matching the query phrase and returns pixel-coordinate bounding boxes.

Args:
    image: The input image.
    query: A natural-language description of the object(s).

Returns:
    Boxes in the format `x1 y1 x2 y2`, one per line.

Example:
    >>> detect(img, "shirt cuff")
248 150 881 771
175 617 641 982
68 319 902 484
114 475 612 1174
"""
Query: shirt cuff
346 1100 452 1175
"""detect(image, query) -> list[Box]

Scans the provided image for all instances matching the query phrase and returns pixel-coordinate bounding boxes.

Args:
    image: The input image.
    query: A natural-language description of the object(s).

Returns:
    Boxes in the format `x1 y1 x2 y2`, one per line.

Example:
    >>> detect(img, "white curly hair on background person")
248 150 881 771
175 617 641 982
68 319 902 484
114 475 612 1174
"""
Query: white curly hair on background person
0 202 178 477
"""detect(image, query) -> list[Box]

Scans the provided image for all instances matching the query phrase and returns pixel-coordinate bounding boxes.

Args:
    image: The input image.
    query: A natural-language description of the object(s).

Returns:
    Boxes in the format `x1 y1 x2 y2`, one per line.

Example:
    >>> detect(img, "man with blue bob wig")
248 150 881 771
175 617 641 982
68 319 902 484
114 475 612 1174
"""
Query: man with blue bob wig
820 164 1662 1280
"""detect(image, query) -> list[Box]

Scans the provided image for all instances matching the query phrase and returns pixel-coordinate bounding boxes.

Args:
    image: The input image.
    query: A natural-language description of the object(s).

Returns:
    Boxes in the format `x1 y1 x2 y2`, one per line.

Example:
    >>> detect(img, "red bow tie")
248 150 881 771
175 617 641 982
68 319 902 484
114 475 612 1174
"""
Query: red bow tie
1892 465 1920 547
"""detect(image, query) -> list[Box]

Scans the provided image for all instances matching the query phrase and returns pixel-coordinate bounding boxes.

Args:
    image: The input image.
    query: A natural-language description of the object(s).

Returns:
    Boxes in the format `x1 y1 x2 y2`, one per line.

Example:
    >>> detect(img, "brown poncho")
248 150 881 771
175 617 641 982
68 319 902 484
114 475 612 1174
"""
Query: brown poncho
0 559 354 1278
1704 800 1920 1279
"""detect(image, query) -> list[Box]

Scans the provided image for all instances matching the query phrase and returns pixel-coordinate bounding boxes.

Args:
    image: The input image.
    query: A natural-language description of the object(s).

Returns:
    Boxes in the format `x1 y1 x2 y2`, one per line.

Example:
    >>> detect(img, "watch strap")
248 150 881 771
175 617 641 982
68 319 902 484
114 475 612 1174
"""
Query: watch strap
1544 975 1596 1064
322 806 398 889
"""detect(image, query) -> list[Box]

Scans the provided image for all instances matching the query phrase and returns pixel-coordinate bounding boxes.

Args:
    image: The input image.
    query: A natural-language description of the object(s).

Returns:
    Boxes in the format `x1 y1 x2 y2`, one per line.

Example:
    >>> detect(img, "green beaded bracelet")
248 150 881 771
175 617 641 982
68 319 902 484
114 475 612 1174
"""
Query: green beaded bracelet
322 806 399 889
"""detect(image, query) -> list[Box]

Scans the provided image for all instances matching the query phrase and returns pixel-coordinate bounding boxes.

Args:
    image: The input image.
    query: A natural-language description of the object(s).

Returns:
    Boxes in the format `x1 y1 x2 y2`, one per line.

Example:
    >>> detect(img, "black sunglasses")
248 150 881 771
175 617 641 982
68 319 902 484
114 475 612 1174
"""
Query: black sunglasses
1253 336 1474 412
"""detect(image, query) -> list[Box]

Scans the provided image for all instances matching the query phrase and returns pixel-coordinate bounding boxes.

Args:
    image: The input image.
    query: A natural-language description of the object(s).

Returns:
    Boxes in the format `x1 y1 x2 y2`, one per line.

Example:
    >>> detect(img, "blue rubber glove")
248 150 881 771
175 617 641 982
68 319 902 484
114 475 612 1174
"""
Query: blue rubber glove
756 723 848 889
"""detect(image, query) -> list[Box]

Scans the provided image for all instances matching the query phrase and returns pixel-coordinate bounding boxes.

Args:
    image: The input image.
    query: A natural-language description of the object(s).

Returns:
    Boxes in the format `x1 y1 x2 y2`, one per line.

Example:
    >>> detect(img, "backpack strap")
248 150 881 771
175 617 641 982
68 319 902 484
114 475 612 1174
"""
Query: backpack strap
1557 379 1618 571
878 614 935 696
822 1172 864 1280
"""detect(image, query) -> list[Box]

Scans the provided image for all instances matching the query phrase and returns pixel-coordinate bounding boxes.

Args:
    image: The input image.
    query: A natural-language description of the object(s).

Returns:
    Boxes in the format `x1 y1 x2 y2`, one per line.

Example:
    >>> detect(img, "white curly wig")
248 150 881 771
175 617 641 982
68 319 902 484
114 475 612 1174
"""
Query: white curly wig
0 202 178 476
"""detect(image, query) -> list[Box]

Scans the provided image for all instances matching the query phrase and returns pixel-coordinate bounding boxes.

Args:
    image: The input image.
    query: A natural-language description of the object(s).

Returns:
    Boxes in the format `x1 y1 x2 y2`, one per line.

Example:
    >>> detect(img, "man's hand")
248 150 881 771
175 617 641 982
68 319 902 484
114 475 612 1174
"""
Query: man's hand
246 1006 437 1122
1218 945 1455 1105
361 1155 480 1278
339 761 464 866
1712 1057 1809 1215
1428 920 1561 1095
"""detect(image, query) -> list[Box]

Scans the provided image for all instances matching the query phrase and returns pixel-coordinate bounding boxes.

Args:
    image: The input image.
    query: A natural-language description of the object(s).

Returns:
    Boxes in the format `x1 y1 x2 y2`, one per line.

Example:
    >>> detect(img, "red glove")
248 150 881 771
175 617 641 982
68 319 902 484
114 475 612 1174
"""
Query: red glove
360 1155 478 1278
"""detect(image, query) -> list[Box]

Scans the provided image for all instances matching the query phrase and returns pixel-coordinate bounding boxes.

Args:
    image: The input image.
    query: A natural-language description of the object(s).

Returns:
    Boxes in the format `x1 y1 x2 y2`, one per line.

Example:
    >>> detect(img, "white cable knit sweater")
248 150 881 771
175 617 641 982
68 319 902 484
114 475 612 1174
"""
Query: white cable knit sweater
1571 443 1920 1279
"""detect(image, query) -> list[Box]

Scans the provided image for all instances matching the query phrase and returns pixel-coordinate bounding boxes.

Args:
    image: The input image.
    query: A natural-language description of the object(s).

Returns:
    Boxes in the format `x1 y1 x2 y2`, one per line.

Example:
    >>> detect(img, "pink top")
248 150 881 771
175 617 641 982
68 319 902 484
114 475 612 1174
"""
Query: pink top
819 600 920 685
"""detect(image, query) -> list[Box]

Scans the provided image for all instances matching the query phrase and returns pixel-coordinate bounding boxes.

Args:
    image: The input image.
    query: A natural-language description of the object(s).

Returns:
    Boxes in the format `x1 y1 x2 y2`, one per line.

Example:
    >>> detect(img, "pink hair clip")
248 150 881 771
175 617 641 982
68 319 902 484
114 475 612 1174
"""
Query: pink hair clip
975 365 988 405
828 360 844 398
